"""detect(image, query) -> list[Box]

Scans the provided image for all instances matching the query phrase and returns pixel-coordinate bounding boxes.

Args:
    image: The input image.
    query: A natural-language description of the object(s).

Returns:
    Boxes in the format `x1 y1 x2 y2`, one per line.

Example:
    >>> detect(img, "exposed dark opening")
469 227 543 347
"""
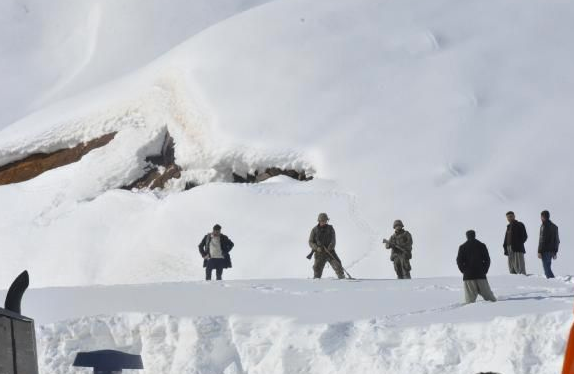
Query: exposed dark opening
232 168 313 183
122 132 182 190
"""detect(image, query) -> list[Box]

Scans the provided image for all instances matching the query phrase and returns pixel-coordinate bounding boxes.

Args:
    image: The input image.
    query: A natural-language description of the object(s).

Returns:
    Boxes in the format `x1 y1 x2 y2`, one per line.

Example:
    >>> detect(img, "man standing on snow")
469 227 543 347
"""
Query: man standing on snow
198 224 234 281
308 213 345 279
503 211 528 275
383 220 413 279
457 230 497 303
538 210 560 279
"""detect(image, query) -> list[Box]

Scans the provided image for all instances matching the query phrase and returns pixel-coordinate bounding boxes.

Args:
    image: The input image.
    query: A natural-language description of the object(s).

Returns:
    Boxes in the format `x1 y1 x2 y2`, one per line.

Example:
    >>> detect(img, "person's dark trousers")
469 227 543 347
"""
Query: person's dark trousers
206 259 225 280
541 252 555 278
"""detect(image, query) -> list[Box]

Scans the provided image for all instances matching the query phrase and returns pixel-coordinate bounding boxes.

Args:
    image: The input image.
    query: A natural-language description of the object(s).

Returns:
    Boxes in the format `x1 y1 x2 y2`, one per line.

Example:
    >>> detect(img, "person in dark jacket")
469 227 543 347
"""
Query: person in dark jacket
198 224 234 281
457 230 497 303
538 210 560 278
503 211 528 275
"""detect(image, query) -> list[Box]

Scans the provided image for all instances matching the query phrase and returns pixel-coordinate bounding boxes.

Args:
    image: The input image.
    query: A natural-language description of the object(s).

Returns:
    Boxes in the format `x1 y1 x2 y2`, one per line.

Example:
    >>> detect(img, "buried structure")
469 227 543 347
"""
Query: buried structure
73 350 144 373
0 130 313 192
0 272 144 373
0 271 39 374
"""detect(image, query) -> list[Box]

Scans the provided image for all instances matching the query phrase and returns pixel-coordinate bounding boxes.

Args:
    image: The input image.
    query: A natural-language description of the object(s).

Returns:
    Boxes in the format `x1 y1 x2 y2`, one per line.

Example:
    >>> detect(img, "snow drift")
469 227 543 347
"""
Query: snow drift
2 276 571 374
1 0 573 287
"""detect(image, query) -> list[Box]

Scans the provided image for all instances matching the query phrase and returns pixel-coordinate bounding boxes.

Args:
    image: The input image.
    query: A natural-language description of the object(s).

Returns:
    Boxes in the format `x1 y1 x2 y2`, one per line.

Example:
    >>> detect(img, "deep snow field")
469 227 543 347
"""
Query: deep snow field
2 275 573 373
1 0 574 373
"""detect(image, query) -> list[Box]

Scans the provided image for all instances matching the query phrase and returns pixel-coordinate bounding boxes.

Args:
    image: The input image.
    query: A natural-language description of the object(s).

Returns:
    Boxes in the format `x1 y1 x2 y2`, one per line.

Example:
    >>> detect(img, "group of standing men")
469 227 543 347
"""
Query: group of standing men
196 210 561 303
503 210 560 278
457 210 561 303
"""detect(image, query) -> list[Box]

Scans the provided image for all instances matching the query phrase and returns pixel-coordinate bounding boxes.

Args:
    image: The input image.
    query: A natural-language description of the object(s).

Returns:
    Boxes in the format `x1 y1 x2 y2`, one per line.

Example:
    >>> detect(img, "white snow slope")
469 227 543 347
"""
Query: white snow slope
1 276 573 374
1 1 574 372
1 0 573 287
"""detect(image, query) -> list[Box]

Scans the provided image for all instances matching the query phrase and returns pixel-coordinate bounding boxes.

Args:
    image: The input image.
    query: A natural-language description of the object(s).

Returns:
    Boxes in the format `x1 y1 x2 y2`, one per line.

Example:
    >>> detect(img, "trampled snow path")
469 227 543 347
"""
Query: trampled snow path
2 276 572 373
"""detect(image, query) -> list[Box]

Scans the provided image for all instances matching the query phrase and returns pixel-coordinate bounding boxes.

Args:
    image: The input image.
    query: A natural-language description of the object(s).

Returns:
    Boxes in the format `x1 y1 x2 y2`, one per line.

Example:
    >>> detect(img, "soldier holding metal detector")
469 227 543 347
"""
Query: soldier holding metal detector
383 219 413 279
307 213 352 279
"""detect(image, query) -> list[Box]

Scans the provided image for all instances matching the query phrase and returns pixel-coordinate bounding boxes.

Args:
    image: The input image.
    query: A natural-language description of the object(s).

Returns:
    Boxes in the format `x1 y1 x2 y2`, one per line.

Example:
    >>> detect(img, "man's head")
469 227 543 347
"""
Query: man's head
506 211 515 223
393 220 404 231
212 224 222 236
466 230 476 241
318 213 329 226
541 210 550 222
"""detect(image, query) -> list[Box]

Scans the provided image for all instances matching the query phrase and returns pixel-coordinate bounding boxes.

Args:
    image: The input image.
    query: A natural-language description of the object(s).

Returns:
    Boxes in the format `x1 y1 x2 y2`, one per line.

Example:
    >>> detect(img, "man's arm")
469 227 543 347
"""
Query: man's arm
405 232 413 249
198 236 208 257
327 227 336 251
483 244 491 274
538 225 546 253
555 225 560 253
383 237 392 249
521 222 528 243
308 228 318 250
226 236 235 252
456 247 465 274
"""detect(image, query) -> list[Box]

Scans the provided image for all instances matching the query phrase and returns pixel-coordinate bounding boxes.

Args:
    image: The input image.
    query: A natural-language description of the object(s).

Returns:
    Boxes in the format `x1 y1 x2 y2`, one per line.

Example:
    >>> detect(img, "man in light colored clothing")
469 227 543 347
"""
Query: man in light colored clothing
457 230 497 303
503 211 528 275
198 224 234 280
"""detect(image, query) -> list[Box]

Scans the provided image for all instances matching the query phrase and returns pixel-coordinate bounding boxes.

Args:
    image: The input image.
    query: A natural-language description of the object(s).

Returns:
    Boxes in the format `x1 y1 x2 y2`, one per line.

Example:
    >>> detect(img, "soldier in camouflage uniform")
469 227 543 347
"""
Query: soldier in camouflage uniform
383 220 413 279
308 213 345 279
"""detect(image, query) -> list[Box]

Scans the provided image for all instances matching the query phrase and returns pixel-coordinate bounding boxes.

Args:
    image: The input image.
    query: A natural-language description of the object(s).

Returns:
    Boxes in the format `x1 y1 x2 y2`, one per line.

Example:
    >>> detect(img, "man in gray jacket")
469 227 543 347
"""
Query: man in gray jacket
308 213 345 279
383 220 413 279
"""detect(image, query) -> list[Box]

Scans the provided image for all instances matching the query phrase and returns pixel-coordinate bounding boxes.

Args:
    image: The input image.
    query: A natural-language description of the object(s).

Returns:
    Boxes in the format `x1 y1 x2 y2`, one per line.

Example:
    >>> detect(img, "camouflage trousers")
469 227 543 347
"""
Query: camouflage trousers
313 250 345 279
393 256 411 279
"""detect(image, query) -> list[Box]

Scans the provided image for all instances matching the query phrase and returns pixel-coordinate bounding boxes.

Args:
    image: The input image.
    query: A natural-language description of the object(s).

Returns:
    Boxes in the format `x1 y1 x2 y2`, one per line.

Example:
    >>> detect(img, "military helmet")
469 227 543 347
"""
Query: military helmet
393 219 404 228
318 213 330 222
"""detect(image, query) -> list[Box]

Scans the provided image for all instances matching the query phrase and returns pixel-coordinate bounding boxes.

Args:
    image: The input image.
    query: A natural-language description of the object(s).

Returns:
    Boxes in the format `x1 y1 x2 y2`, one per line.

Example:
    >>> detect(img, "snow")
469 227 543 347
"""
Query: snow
2 276 573 373
1 0 573 286
1 0 574 372
0 0 274 129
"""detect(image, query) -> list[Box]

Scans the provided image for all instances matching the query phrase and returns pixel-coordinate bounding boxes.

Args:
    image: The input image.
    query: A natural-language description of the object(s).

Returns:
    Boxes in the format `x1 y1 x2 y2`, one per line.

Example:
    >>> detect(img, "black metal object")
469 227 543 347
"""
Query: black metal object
4 270 29 314
73 350 144 373
0 270 39 374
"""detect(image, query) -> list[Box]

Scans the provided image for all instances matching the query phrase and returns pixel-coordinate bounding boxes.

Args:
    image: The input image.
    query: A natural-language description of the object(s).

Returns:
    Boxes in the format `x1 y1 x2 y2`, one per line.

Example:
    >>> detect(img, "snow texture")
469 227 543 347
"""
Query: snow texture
1 1 574 372
1 0 573 287
1 276 571 374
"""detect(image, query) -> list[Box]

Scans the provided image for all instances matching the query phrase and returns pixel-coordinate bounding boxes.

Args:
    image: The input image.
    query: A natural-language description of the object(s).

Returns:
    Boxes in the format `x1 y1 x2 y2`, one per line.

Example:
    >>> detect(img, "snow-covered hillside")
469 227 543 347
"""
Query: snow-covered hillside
1 0 573 286
2 276 573 373
2 1 574 373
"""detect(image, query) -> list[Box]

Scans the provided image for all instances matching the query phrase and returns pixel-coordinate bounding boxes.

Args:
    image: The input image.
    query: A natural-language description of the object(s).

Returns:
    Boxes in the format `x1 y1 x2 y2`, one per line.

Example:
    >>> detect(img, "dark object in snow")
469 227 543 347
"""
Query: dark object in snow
4 270 29 314
0 270 39 374
122 131 182 190
73 350 144 373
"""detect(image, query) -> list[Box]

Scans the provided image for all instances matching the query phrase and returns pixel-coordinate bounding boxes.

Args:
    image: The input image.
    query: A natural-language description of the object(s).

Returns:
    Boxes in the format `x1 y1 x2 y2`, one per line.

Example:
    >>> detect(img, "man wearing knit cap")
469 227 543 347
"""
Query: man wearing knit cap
383 220 413 279
308 213 345 279
198 224 234 281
